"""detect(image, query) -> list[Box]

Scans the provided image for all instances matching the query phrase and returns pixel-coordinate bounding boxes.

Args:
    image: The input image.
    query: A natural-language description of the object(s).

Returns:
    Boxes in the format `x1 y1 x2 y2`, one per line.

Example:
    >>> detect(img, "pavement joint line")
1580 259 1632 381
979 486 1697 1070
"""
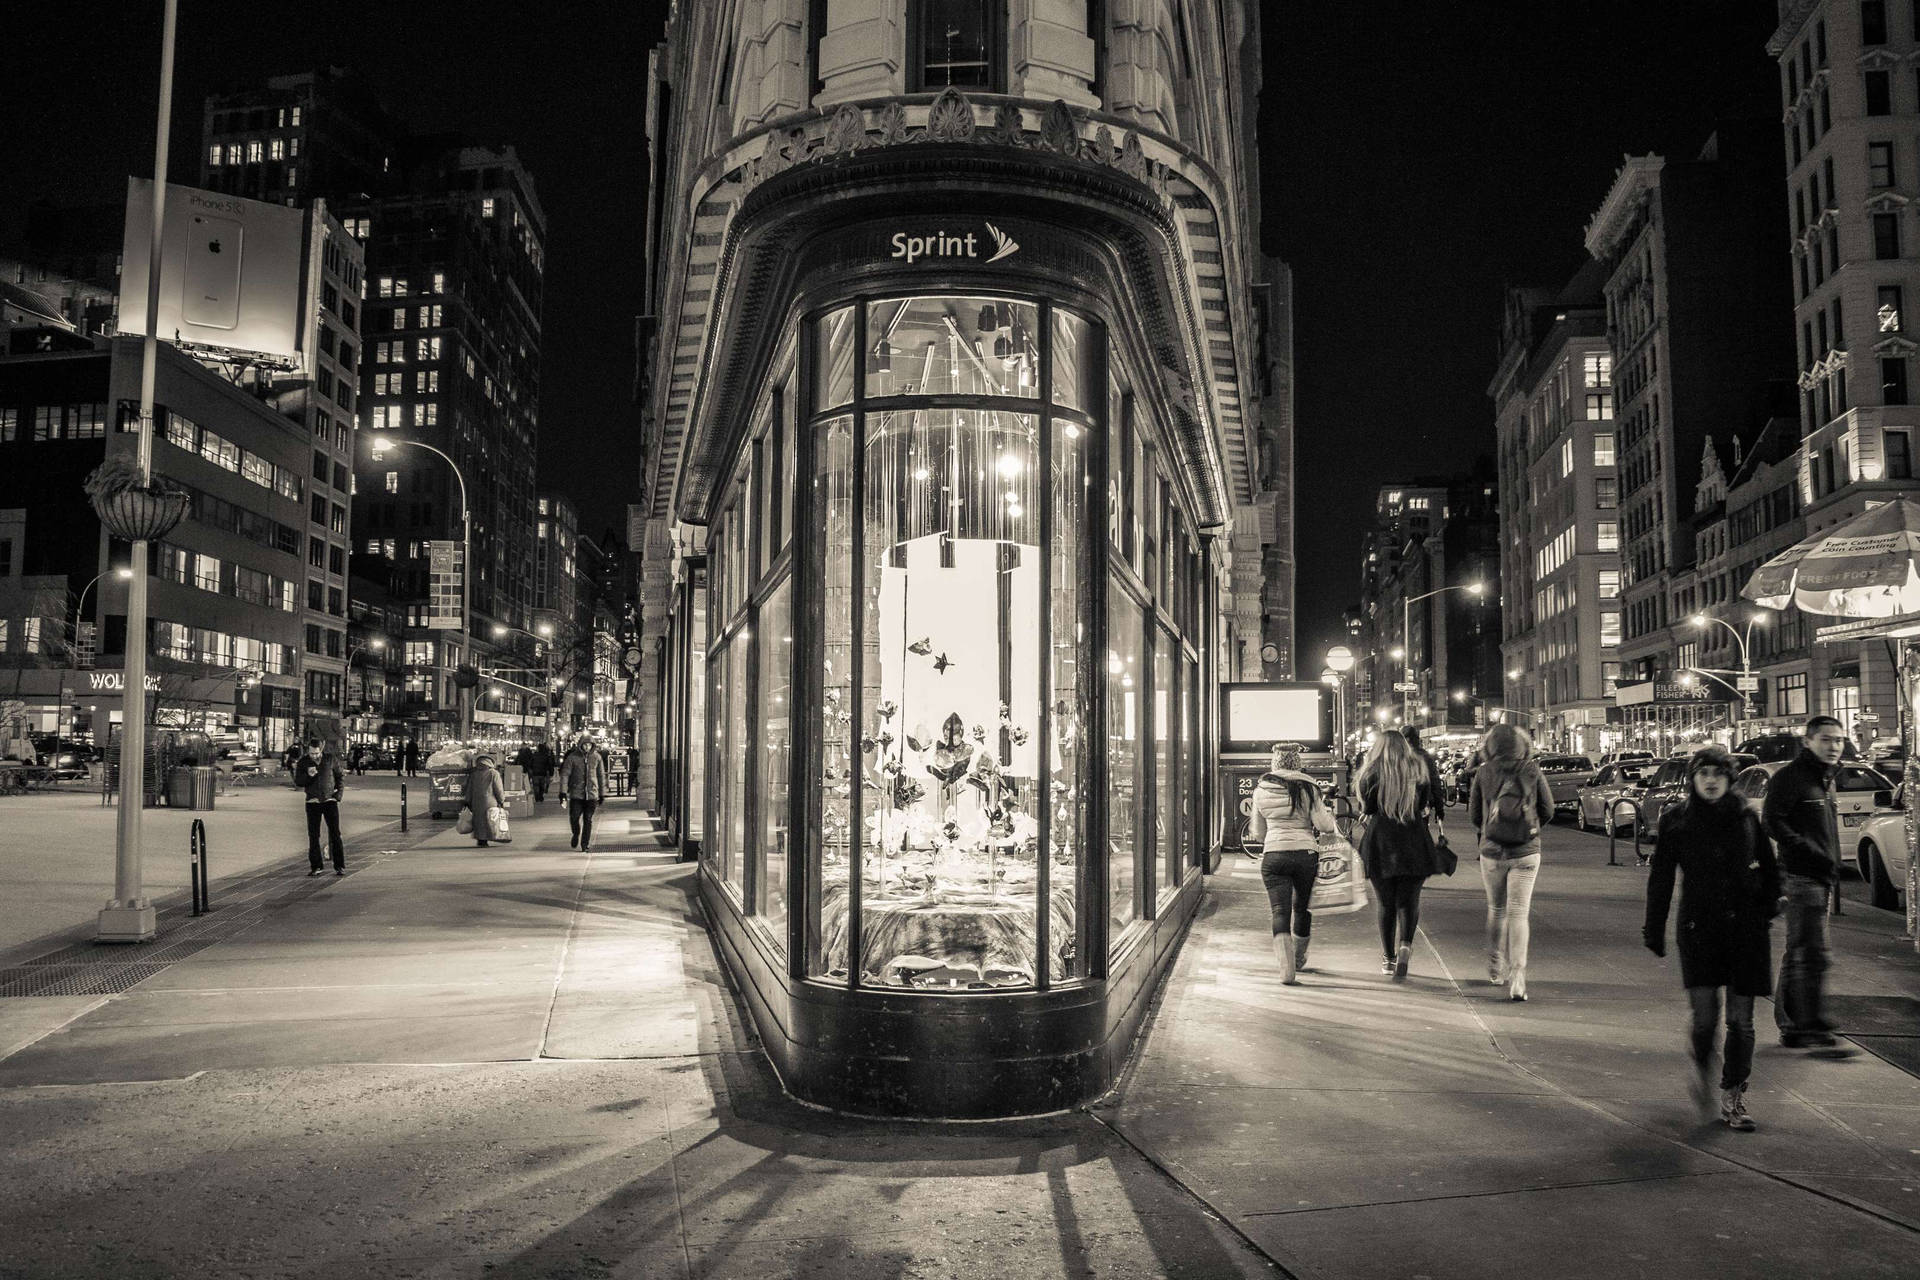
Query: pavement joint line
1780 1082 1911 1176
0 994 108 1064
535 832 598 1060
1415 924 1920 1239
1233 1167 1734 1217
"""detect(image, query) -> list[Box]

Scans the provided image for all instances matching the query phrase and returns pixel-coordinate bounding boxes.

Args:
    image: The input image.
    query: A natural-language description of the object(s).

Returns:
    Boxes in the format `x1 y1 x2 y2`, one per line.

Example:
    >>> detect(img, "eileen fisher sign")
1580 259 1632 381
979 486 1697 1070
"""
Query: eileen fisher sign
889 222 1020 264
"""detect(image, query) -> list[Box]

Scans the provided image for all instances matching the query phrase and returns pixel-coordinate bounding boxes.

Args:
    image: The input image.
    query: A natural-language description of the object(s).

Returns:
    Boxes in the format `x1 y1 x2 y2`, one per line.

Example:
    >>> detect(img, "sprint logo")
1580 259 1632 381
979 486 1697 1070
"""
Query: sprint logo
889 223 1020 264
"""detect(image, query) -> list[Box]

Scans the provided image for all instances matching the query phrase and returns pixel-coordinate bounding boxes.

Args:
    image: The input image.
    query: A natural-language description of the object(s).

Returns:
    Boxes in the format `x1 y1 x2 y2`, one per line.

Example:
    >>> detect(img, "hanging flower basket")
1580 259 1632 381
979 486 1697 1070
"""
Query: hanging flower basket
84 457 188 543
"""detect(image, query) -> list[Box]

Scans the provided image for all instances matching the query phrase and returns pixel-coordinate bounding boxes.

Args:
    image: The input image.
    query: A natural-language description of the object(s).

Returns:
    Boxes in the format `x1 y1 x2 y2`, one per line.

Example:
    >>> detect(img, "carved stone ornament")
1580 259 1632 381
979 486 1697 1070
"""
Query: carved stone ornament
925 87 976 142
824 103 866 157
876 101 910 147
1092 125 1118 166
1119 132 1147 180
989 101 1023 147
1041 100 1080 157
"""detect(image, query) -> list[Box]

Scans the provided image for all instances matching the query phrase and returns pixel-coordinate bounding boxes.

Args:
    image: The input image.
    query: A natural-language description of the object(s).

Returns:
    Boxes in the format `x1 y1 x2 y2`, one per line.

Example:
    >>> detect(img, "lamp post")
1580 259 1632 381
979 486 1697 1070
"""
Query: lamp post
100 0 177 943
1689 611 1771 731
1402 581 1484 725
1325 644 1356 755
371 434 471 739
345 636 388 738
62 566 132 745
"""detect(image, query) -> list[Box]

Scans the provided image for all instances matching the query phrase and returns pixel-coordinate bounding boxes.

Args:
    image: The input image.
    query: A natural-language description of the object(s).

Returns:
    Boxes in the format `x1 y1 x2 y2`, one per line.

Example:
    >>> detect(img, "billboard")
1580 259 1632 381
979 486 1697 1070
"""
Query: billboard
1220 682 1332 753
118 179 305 366
428 541 463 629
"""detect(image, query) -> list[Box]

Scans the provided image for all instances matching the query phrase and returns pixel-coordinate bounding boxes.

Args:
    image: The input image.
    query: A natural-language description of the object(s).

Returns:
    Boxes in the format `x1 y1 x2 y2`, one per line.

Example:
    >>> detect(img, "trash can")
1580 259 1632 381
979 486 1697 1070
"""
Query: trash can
166 765 217 810
428 766 468 819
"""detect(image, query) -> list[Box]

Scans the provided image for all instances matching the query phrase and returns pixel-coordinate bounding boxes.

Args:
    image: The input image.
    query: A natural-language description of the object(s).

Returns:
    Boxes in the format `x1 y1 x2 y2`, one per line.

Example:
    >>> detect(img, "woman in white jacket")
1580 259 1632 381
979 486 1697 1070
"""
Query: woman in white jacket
1245 743 1337 984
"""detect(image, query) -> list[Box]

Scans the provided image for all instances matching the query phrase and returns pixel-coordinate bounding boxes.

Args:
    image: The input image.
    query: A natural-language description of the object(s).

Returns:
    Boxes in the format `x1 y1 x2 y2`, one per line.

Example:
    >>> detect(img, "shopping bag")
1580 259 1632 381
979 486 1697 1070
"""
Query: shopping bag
489 806 512 843
1308 831 1369 915
456 806 474 836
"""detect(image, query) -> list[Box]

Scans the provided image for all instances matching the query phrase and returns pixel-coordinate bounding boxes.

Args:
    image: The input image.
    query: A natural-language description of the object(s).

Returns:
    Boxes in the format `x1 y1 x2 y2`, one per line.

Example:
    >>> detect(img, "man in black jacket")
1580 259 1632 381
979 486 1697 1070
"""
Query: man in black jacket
294 738 347 876
1761 715 1847 1048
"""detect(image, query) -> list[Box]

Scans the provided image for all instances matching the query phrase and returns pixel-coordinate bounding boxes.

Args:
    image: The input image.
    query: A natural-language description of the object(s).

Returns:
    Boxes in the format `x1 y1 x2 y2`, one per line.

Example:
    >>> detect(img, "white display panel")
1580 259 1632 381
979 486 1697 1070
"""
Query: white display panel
1225 686 1325 748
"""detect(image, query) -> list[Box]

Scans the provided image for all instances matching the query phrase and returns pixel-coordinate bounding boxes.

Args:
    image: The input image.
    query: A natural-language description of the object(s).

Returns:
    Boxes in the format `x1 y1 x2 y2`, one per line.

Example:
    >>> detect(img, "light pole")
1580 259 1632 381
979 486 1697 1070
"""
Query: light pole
1325 644 1356 755
1402 581 1484 725
1689 611 1771 730
100 0 177 943
493 621 555 744
371 434 471 740
62 566 132 745
345 636 388 739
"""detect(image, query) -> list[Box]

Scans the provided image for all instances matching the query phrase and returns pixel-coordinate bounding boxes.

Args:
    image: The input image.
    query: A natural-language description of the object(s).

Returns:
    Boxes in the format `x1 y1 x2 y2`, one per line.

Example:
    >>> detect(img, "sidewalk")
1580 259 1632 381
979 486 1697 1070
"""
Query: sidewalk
0 808 1915 1278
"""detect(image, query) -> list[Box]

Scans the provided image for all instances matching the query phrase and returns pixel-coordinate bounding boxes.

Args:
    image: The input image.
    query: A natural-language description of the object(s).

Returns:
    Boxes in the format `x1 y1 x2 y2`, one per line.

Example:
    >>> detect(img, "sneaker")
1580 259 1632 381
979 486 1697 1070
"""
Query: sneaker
1781 1031 1839 1049
1721 1085 1756 1131
335 867 345 876
1393 944 1411 981
1489 962 1505 985
1381 957 1397 975
307 867 322 877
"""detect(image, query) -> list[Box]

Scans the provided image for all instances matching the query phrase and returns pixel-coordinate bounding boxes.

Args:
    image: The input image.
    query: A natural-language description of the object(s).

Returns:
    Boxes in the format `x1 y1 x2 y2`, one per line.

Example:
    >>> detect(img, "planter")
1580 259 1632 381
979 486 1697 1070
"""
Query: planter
92 489 188 542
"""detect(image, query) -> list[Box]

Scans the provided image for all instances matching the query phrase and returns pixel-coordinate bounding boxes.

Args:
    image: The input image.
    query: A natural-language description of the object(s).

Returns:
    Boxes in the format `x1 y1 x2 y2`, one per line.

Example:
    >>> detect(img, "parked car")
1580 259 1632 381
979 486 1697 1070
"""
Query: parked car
1596 750 1655 770
1575 760 1656 833
1639 752 1761 832
1731 760 1894 840
1853 785 1913 911
1538 755 1597 816
29 735 97 779
1736 732 1859 764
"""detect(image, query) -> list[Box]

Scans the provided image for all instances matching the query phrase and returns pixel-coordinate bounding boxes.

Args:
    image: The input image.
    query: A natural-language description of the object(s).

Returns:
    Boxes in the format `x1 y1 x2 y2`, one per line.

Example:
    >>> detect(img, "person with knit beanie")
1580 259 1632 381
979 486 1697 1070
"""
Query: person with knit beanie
1246 742 1337 984
1644 744 1783 1131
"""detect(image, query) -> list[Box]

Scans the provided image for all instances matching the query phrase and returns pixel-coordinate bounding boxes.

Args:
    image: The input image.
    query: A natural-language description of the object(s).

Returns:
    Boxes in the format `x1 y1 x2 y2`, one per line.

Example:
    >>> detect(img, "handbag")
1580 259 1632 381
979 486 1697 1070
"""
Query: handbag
1430 814 1457 876
456 806 474 836
489 806 512 842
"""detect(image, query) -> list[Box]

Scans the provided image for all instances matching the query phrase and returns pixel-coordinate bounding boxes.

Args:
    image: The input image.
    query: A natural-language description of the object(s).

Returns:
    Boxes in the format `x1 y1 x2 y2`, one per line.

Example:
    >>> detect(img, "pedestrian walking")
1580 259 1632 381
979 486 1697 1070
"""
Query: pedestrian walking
1468 722 1554 1001
1402 725 1448 817
394 741 405 777
561 734 608 851
531 740 555 803
404 737 421 777
467 750 507 847
293 737 346 875
1764 714 1849 1050
1643 745 1782 1131
1356 730 1444 981
1244 742 1338 985
349 744 365 776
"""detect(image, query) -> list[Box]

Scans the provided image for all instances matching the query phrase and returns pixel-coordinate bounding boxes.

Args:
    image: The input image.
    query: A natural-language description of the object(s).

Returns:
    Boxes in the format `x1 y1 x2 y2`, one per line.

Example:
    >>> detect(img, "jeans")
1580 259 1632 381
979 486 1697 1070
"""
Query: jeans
306 800 343 870
1369 875 1425 958
569 798 599 848
533 776 549 802
1775 873 1833 1036
1481 853 1541 979
1260 847 1316 938
1689 987 1756 1090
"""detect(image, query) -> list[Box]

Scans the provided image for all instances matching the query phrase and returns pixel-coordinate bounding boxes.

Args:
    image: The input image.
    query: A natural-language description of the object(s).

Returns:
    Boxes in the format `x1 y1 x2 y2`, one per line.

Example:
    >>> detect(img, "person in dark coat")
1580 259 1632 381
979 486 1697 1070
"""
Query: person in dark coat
561 735 608 851
1762 715 1848 1049
1356 729 1443 980
293 737 346 875
1401 725 1447 816
1645 744 1782 1131
467 751 507 847
403 738 421 777
530 741 556 803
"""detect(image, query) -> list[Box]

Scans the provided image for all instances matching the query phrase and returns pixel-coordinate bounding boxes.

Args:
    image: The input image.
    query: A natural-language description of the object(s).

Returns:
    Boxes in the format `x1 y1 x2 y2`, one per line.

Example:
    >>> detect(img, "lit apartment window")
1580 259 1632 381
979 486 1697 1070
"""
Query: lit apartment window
415 371 439 393
1596 521 1619 552
208 145 223 167
907 0 1003 92
286 164 297 186
289 136 300 157
247 140 263 163
269 137 286 160
226 144 244 165
414 404 438 427
1880 285 1904 332
481 197 496 217
393 278 410 296
291 106 302 125
1598 569 1621 598
1594 432 1615 467
377 277 393 297
1595 477 1618 510
432 271 446 293
1586 391 1613 420
385 471 399 493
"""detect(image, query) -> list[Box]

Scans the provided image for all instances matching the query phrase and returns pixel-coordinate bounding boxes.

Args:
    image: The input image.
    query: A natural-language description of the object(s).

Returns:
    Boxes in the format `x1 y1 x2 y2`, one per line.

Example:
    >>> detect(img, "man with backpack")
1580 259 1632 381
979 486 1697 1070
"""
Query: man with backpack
1468 723 1556 1001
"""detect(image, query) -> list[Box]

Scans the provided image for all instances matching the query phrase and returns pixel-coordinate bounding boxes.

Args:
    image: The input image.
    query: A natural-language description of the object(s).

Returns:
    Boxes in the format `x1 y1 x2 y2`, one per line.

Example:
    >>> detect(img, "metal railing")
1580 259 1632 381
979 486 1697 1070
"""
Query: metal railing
1605 799 1646 867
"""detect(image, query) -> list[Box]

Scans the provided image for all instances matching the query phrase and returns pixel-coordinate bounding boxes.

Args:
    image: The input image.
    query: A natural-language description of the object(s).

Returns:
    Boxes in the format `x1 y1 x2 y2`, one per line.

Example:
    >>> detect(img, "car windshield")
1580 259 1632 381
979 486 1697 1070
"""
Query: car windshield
1540 756 1592 772
1618 764 1651 783
1837 766 1892 793
1653 760 1688 787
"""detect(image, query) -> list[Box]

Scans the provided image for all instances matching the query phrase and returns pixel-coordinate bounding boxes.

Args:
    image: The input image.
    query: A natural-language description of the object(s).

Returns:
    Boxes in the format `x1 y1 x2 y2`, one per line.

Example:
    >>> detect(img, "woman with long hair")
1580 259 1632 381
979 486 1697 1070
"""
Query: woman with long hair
1468 723 1555 1000
1246 743 1338 984
1355 730 1444 980
1644 745 1782 1131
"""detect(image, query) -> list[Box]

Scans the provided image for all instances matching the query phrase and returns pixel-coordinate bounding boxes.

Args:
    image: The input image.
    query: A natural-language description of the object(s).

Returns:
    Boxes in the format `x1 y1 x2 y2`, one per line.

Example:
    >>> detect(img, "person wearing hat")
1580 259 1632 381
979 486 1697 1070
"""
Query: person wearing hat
466 749 508 847
1246 742 1338 984
560 733 609 851
1644 744 1782 1131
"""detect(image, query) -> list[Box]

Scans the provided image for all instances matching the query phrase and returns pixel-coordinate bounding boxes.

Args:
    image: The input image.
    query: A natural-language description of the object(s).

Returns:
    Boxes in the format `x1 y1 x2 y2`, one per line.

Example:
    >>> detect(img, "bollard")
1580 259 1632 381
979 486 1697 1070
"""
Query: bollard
1606 800 1644 867
190 818 209 916
401 782 408 833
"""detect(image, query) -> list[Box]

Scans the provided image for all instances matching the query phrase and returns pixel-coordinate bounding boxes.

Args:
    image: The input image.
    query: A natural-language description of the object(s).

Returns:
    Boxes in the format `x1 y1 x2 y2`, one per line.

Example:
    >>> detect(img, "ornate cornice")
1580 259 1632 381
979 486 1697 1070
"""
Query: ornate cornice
1584 155 1665 260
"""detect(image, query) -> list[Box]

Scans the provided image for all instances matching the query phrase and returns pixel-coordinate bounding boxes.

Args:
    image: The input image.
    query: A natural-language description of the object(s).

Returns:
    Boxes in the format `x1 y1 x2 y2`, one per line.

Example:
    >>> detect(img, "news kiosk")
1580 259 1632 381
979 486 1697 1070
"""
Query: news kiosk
1216 682 1344 865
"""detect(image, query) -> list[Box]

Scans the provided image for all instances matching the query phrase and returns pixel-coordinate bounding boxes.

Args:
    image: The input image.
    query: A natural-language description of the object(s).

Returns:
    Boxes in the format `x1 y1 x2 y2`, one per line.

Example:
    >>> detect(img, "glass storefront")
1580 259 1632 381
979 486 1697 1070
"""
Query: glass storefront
700 292 1210 998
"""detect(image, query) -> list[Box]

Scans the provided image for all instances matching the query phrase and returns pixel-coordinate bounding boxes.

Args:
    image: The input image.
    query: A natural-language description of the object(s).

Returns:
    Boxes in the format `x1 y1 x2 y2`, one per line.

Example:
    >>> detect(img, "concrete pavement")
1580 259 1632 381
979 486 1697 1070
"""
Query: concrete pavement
0 805 1915 1277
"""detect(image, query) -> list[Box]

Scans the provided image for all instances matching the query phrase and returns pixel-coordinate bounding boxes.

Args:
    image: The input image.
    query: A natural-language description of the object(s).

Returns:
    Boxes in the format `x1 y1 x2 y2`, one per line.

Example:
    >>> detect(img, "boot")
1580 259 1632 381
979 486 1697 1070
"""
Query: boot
1271 933 1300 985
1294 935 1311 973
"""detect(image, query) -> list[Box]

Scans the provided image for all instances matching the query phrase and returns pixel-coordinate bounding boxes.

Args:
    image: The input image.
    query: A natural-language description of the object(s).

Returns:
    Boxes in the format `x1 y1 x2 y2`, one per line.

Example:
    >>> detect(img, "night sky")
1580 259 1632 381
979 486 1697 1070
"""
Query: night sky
9 2 1781 657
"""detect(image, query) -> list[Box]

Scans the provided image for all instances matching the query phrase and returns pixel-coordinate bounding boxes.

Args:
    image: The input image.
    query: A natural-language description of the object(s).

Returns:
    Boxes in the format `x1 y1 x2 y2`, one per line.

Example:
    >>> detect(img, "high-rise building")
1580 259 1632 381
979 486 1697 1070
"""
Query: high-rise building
1583 125 1795 698
1763 0 1920 737
201 68 402 207
634 0 1288 1118
1489 262 1622 754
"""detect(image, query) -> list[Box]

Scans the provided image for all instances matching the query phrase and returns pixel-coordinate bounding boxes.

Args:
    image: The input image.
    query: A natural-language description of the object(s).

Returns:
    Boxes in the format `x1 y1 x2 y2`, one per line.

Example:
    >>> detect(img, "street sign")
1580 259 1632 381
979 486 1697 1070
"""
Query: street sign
1856 711 1880 724
1392 682 1419 693
1735 675 1759 692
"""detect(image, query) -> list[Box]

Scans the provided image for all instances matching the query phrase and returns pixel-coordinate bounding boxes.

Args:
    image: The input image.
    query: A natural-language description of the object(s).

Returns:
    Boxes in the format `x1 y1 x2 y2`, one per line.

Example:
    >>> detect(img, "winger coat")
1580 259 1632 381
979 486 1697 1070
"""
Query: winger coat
467 755 507 842
1645 796 1782 995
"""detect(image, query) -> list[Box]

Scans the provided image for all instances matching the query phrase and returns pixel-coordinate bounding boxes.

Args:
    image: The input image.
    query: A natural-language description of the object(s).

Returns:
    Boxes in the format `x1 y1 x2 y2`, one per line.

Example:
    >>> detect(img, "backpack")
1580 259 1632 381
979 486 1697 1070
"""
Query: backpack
1483 769 1537 846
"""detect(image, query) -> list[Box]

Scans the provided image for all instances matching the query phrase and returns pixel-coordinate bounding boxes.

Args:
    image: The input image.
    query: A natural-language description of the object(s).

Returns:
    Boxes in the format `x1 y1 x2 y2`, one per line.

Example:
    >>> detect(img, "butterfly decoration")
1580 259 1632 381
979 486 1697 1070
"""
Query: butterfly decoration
877 699 898 721
892 774 926 807
1010 727 1030 747
907 637 933 655
933 653 952 674
927 713 972 785
969 724 987 744
906 723 930 752
877 731 894 751
942 819 961 844
999 702 1013 723
860 736 876 754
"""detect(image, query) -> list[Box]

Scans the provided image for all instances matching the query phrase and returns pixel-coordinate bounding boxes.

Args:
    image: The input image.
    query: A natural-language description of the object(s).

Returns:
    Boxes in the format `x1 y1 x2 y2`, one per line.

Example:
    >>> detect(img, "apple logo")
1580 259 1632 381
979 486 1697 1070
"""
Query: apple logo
207 239 222 254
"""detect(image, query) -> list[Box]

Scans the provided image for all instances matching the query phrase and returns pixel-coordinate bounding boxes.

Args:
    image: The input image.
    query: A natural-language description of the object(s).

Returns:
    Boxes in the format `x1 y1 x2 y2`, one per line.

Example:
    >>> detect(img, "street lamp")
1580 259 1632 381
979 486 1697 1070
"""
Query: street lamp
1324 645 1356 755
1402 581 1484 725
345 636 388 727
493 621 557 744
59 567 133 747
1689 610 1772 727
371 433 471 738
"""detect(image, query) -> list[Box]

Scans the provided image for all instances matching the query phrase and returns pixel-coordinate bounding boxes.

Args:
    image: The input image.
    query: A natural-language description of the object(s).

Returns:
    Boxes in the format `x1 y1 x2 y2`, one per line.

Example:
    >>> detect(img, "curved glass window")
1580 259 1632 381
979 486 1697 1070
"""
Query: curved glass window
812 295 1096 990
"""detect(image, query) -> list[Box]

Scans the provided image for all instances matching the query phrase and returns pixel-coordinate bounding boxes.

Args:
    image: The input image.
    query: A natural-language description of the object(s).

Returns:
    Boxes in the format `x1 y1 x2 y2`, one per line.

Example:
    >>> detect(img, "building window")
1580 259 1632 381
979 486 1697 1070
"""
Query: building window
385 471 399 493
1598 569 1621 598
208 145 223 167
1593 433 1615 467
1863 0 1888 45
246 140 263 163
1884 356 1909 405
1596 521 1618 552
1585 391 1613 420
1880 285 1904 332
1866 69 1893 115
1599 611 1621 648
1870 141 1896 189
1595 477 1618 510
1874 212 1901 259
1889 430 1914 479
906 0 1005 93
